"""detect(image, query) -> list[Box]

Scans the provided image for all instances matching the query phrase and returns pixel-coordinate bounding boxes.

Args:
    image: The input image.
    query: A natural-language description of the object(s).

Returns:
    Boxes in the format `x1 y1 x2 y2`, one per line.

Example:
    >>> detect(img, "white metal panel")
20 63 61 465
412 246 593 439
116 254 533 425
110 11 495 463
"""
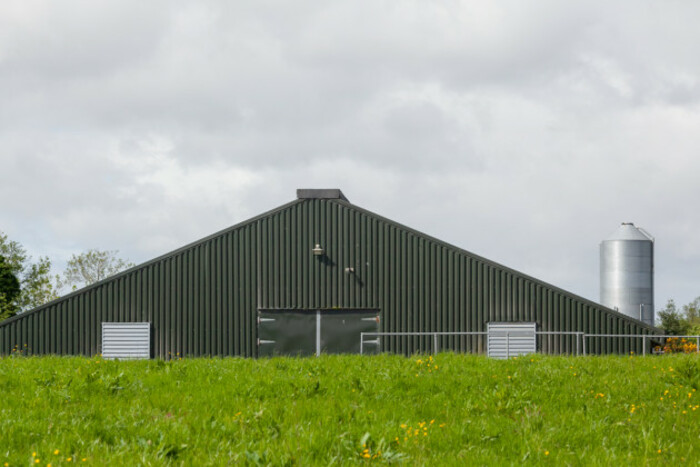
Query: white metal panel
488 322 536 359
102 322 151 359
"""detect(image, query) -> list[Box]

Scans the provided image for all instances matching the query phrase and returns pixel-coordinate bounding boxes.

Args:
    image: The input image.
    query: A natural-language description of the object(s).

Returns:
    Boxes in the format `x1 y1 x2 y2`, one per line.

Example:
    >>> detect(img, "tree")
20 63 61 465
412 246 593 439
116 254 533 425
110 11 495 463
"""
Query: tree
0 233 135 322
17 257 60 311
59 249 135 291
0 231 59 318
657 299 690 335
0 232 27 277
682 296 700 335
0 255 21 321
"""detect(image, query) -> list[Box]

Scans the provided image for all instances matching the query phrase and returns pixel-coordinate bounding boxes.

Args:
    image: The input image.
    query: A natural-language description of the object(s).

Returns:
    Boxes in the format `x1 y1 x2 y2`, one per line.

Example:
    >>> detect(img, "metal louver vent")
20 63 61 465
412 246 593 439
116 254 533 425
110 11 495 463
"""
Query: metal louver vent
101 322 151 359
487 322 536 359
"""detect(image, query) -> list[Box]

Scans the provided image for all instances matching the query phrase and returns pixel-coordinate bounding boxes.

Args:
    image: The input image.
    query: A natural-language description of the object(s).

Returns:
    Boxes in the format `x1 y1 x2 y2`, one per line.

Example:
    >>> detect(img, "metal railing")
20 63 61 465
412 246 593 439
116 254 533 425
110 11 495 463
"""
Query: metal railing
359 331 700 357
584 334 700 356
360 331 486 355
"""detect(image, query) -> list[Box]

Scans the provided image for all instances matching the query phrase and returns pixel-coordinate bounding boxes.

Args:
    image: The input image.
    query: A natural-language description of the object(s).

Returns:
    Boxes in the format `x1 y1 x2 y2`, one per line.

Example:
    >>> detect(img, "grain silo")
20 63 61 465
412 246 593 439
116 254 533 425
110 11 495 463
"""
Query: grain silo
600 223 654 326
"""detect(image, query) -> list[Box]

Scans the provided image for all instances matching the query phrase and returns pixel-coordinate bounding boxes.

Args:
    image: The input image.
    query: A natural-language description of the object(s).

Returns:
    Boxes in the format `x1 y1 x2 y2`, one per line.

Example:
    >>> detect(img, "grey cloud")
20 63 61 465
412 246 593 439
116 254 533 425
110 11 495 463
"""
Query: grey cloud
1 0 700 308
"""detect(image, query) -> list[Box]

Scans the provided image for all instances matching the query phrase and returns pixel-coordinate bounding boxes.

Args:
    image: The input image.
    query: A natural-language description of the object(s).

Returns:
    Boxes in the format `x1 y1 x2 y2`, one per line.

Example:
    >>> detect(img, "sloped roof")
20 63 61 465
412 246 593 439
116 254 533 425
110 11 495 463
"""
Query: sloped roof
603 223 654 242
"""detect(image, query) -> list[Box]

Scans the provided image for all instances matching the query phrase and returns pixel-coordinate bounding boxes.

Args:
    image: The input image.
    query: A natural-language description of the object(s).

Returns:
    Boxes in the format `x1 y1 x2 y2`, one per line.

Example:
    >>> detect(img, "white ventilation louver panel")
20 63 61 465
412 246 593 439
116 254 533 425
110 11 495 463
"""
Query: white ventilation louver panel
487 322 536 359
101 322 151 359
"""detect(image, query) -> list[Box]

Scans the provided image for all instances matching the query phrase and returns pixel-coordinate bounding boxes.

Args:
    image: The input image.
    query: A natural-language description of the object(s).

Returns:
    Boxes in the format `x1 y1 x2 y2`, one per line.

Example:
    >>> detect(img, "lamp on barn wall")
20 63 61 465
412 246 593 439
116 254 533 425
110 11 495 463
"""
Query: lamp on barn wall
312 244 324 256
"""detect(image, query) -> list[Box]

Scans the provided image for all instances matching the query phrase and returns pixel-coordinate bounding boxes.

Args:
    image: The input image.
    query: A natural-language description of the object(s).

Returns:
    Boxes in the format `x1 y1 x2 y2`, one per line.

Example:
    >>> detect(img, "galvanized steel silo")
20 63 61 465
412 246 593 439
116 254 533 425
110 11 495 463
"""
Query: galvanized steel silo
600 223 654 325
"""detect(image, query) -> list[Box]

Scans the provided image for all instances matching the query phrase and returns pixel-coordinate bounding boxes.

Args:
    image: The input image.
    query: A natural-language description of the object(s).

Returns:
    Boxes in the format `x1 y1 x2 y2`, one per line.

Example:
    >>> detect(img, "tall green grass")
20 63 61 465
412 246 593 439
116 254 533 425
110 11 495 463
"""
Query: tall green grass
1 353 698 465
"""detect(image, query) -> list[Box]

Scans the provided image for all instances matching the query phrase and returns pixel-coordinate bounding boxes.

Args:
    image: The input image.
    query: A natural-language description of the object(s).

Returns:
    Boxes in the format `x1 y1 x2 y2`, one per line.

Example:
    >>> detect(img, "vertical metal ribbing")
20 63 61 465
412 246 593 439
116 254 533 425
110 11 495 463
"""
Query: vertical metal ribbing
214 239 220 356
159 259 167 357
174 256 181 357
187 249 194 356
418 233 424 352
466 257 473 351
184 250 191 356
285 209 292 310
200 244 207 356
224 233 230 356
376 221 387 351
246 225 254 357
437 246 444 335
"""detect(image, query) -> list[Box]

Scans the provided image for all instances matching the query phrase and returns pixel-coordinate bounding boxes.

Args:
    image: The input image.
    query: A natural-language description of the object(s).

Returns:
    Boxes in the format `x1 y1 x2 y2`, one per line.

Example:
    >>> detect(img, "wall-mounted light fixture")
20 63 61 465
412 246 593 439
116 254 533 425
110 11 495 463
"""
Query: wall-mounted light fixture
312 244 324 256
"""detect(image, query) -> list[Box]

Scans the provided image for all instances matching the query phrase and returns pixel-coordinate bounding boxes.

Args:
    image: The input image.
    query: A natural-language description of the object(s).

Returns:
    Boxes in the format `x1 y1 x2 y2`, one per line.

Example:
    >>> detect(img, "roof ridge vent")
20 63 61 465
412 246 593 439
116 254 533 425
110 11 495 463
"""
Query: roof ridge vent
296 189 349 202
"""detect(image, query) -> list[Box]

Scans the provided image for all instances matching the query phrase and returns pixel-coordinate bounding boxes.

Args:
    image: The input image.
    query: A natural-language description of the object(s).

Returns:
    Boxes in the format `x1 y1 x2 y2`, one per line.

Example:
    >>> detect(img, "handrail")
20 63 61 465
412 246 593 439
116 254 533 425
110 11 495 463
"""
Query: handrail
359 331 700 356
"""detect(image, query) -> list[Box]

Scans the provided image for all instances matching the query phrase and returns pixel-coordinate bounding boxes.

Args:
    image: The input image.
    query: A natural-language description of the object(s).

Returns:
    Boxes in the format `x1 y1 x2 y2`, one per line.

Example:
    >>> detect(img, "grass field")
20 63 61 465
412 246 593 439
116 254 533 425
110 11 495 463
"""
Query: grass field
1 353 699 465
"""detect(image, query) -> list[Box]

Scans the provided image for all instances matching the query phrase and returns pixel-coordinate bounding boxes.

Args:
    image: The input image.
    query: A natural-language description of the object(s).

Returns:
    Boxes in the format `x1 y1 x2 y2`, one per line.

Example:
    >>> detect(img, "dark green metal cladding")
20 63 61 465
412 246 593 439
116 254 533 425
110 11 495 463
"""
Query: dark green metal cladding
0 209 265 358
0 195 660 358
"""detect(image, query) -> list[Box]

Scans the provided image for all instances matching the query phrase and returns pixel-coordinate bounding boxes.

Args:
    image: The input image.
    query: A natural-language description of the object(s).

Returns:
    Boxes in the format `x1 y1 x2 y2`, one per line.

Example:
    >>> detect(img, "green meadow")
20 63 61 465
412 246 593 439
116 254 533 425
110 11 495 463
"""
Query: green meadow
1 353 698 465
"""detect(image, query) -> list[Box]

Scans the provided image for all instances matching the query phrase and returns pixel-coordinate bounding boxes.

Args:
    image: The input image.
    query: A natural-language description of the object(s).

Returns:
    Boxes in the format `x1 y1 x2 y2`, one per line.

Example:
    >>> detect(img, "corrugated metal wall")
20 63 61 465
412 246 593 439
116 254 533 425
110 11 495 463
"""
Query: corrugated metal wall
0 218 261 358
0 197 659 358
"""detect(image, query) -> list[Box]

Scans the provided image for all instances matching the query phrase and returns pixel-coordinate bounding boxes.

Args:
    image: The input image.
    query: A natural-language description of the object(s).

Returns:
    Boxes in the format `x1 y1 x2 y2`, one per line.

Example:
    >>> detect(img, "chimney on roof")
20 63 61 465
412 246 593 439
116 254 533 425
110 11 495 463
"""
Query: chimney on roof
296 189 349 202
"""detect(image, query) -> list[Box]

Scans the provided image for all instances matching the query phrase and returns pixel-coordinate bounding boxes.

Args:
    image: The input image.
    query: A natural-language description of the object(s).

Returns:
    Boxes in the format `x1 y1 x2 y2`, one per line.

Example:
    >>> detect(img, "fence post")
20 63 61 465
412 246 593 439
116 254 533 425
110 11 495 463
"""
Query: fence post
360 333 364 355
434 333 438 355
582 334 586 356
643 335 646 356
696 337 699 354
576 333 580 356
506 332 510 359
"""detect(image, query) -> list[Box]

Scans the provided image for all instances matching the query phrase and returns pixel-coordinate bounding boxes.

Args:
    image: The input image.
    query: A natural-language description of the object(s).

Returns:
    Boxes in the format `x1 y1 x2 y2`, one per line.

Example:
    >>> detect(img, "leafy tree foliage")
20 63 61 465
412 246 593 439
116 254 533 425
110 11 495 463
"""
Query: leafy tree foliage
682 297 700 335
19 257 60 311
657 299 691 335
0 232 59 318
59 249 135 291
0 232 27 277
0 233 134 322
0 255 21 321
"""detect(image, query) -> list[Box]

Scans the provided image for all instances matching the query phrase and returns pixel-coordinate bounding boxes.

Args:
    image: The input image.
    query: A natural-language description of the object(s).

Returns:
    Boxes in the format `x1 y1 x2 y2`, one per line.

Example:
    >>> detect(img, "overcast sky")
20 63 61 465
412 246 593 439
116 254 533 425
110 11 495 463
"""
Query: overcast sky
1 1 699 311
